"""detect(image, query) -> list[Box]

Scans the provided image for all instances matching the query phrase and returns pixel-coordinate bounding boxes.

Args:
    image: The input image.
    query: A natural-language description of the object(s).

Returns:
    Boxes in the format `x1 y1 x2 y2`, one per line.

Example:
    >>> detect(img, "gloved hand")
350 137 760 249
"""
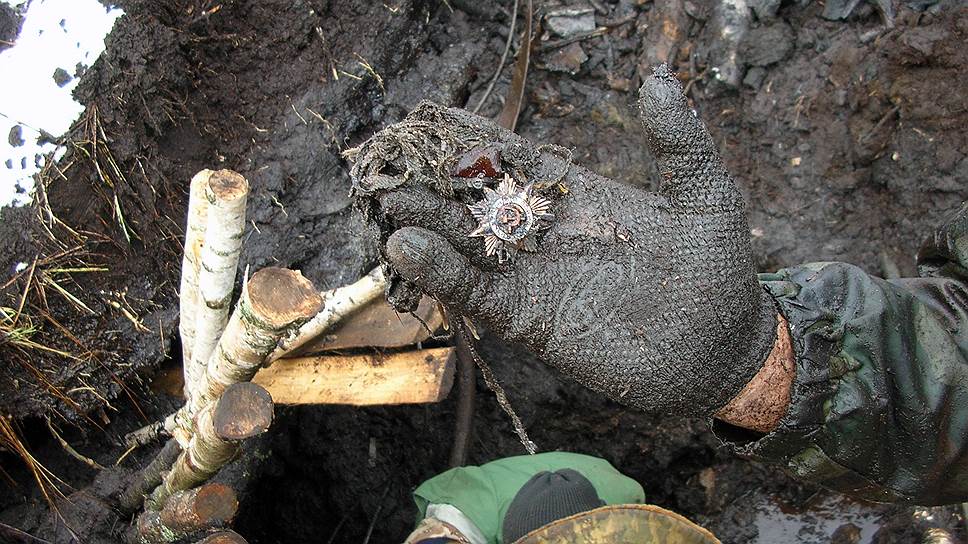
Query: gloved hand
362 66 778 417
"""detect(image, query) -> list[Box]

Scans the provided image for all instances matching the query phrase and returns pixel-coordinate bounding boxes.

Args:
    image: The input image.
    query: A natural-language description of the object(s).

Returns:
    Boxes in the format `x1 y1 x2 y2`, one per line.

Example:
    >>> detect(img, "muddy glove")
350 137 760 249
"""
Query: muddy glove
357 66 777 417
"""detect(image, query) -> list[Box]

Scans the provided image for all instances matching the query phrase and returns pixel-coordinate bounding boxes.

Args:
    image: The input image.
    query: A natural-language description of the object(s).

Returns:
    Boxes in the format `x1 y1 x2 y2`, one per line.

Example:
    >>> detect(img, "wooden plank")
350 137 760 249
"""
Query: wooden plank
292 296 443 354
252 347 455 405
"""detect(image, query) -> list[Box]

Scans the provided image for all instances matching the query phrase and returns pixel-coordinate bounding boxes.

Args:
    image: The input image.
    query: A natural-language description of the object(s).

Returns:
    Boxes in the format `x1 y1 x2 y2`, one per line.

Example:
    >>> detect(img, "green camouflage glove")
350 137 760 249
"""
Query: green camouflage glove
352 66 777 417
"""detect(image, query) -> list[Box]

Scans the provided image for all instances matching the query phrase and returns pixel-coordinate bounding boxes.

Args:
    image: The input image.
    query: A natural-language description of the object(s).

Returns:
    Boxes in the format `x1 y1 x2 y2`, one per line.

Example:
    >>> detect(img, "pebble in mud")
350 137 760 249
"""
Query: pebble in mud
7 125 24 147
740 23 796 67
544 6 596 38
52 66 72 87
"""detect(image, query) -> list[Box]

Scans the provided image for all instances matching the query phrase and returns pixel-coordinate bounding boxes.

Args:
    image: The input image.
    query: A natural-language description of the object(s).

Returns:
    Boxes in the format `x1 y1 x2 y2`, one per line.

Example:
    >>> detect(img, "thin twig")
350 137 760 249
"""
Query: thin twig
860 105 901 143
0 522 51 544
123 421 166 450
472 0 519 114
325 515 349 544
12 258 37 327
362 487 391 544
455 320 536 454
45 418 103 470
118 439 182 513
449 325 477 468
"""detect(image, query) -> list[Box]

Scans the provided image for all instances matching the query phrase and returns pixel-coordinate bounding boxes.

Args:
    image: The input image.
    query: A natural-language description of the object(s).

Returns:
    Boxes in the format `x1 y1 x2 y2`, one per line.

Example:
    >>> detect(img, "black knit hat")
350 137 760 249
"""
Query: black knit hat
502 469 605 544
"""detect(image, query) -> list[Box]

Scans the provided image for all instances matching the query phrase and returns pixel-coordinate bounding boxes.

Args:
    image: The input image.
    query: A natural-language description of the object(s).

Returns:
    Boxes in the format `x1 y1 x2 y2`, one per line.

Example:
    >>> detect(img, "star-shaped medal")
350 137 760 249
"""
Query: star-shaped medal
467 174 554 263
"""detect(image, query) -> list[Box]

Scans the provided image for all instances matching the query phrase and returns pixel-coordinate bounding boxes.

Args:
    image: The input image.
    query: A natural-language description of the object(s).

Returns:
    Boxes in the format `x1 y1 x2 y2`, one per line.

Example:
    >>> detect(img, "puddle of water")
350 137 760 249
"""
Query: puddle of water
752 493 883 543
0 0 122 209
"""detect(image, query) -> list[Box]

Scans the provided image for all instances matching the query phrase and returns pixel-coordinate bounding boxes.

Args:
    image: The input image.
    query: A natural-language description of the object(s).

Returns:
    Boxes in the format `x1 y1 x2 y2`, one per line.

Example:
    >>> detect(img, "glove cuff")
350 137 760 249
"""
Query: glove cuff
710 288 781 414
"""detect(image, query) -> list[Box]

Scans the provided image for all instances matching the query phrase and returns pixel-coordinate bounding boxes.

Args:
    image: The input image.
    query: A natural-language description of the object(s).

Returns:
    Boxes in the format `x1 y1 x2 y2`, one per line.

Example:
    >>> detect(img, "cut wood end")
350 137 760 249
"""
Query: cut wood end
187 483 238 525
213 382 274 440
247 268 323 329
190 169 215 191
208 169 249 201
198 531 249 544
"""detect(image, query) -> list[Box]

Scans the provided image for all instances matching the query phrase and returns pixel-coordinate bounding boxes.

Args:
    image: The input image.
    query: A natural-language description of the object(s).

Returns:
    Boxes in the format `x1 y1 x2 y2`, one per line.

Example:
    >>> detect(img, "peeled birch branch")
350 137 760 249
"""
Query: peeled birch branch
196 531 248 544
267 267 385 363
190 170 249 404
149 383 273 510
179 170 212 398
130 483 238 544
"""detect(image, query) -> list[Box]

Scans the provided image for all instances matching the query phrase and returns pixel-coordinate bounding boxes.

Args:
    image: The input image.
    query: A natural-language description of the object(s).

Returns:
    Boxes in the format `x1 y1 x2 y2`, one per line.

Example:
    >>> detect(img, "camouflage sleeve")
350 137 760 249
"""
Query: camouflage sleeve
716 203 968 505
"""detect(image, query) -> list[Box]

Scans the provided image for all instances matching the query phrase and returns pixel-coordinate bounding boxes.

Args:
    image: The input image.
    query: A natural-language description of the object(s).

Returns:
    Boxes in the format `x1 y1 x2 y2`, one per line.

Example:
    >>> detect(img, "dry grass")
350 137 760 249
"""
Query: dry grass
0 246 143 427
0 71 186 524
70 106 140 244
0 75 185 531
0 306 75 358
0 416 84 540
1 262 107 520
0 255 91 420
12 99 166 428
0 416 69 505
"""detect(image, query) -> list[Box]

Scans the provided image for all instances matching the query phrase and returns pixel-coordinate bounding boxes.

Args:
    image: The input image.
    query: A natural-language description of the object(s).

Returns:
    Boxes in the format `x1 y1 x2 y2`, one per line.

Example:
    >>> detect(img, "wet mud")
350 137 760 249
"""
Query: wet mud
0 2 23 52
0 0 965 542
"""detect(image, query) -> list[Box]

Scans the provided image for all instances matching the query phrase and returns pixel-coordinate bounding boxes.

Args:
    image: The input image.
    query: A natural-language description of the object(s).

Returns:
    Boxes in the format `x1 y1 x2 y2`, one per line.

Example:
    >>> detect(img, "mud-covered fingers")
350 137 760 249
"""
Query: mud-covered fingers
386 227 502 318
377 187 487 261
637 65 742 211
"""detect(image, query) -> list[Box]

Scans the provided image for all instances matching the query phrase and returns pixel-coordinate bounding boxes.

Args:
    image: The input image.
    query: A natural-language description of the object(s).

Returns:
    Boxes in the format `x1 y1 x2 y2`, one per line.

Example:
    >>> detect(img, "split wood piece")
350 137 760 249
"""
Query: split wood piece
195 531 248 544
129 483 238 544
295 295 442 354
190 169 249 405
149 383 273 510
187 267 322 415
180 170 212 398
267 267 385 363
119 439 182 513
253 347 456 405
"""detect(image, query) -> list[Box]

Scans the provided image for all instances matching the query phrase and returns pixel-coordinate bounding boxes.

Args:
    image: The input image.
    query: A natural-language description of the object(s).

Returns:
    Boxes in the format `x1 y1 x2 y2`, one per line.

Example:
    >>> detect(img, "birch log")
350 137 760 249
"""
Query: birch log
180 170 212 398
267 267 385 363
119 439 183 513
148 383 273 510
190 170 249 404
167 267 320 442
188 267 322 413
130 483 238 544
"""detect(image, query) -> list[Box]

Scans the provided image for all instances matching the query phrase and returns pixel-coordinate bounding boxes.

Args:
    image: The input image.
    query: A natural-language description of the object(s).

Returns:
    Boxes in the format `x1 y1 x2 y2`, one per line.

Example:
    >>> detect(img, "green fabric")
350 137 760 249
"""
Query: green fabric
721 202 968 505
413 452 645 544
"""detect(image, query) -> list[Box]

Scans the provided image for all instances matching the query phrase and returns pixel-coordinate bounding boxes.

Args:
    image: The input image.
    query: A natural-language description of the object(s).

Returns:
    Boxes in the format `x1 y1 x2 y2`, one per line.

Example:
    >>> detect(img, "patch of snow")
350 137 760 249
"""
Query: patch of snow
0 0 122 210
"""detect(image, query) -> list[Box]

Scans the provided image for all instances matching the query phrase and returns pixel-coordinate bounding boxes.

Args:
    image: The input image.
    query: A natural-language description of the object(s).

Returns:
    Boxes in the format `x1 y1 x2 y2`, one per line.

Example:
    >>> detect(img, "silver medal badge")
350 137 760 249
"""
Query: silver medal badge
468 174 554 263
